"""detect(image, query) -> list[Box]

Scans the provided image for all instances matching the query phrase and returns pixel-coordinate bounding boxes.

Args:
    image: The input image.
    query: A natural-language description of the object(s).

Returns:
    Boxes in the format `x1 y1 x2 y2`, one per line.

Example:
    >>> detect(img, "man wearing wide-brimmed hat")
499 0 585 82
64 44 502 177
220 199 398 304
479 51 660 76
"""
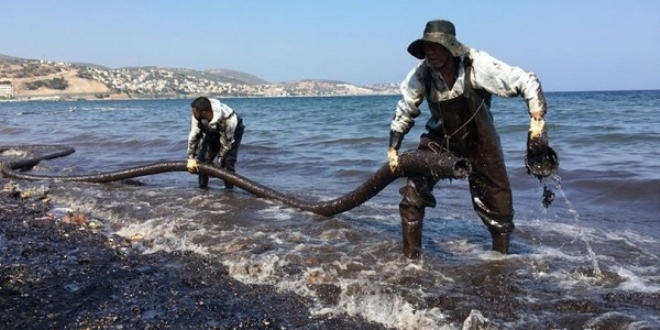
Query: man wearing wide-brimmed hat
387 19 558 259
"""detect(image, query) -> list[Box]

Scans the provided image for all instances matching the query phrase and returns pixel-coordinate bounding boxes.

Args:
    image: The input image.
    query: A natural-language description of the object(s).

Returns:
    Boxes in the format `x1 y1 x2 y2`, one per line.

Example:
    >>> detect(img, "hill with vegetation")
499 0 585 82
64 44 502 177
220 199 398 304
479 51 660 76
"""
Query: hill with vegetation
0 54 398 100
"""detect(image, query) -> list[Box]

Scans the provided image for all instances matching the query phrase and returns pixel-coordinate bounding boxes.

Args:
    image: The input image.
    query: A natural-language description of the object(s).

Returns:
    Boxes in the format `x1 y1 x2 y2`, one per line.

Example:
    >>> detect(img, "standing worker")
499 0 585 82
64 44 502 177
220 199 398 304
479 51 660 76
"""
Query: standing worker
387 19 558 258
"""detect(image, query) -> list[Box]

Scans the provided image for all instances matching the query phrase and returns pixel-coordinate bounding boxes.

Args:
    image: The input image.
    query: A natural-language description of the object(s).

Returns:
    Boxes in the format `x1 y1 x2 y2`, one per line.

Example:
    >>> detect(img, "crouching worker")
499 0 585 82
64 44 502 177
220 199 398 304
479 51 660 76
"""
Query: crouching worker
186 96 245 189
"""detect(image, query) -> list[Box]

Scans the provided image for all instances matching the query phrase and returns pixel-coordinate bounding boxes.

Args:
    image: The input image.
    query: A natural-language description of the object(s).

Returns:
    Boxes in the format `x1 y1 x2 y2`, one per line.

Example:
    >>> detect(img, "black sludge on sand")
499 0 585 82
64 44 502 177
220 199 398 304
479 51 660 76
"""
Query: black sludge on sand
0 189 393 330
0 145 467 329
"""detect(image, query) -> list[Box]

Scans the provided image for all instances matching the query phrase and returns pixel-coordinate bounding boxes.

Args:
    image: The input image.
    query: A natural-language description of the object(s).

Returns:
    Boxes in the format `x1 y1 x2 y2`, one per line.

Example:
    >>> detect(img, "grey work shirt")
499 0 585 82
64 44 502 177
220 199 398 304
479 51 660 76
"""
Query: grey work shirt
187 98 240 159
390 48 547 135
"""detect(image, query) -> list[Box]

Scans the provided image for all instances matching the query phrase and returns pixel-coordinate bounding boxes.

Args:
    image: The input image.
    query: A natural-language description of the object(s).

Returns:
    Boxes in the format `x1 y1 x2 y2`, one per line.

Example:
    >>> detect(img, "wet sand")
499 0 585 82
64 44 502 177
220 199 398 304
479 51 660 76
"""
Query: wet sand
0 184 392 330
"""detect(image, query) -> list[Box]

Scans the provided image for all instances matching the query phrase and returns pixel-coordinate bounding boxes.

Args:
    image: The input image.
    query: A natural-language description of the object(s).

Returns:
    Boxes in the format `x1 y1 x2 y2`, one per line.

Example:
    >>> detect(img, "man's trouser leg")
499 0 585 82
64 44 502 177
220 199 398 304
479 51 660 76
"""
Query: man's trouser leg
197 136 220 189
219 123 244 189
399 175 437 259
466 131 514 253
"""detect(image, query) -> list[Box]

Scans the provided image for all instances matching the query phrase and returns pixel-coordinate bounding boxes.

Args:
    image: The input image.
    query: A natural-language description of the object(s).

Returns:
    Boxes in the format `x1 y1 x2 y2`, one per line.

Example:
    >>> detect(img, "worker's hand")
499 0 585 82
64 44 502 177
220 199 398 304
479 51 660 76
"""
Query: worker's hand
387 148 399 173
186 159 199 173
525 145 558 179
528 116 546 141
525 135 558 180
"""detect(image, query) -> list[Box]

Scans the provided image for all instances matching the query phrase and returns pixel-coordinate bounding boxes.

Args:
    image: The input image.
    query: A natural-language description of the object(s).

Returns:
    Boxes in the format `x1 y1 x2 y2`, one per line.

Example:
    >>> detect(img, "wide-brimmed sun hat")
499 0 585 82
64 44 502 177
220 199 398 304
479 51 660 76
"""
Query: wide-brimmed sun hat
407 19 470 59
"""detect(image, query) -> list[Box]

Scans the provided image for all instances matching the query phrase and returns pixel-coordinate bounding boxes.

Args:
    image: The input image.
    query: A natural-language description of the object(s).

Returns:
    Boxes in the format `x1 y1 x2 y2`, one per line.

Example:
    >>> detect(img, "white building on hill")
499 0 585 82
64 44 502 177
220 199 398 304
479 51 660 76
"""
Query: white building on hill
0 82 13 98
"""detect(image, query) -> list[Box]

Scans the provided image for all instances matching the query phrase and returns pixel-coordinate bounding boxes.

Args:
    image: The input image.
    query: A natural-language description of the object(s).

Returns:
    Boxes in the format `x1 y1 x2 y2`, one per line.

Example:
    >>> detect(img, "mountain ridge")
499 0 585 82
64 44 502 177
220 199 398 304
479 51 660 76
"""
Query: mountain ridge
0 53 397 100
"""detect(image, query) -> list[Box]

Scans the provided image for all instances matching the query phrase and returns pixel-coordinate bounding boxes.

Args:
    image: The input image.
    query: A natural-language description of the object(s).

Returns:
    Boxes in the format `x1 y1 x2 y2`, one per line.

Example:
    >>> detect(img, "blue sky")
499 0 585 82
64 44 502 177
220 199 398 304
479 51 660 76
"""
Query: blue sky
1 0 659 91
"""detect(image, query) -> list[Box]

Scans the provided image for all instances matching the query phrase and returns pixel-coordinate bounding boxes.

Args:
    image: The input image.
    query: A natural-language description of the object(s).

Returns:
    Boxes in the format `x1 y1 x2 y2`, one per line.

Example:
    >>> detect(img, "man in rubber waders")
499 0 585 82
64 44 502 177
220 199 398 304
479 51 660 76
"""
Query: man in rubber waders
387 19 558 259
186 97 245 189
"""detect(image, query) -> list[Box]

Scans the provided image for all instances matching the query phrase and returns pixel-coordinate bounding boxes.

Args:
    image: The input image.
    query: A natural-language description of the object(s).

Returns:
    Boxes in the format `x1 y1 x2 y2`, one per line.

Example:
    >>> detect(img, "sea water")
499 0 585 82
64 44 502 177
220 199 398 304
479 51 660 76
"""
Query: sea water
2 90 659 329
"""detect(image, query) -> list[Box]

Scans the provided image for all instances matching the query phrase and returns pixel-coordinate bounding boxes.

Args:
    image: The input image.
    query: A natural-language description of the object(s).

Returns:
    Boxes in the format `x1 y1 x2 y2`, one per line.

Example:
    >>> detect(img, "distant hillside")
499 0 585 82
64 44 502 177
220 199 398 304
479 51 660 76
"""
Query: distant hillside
71 62 111 70
278 79 377 96
280 79 348 86
0 53 399 99
206 69 270 85
0 54 31 62
172 68 260 86
0 54 268 86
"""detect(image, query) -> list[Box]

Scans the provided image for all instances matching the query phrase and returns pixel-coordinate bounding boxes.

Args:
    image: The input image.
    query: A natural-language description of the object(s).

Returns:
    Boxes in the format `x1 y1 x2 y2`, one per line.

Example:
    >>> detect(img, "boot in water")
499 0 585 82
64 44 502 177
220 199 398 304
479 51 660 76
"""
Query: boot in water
491 232 510 254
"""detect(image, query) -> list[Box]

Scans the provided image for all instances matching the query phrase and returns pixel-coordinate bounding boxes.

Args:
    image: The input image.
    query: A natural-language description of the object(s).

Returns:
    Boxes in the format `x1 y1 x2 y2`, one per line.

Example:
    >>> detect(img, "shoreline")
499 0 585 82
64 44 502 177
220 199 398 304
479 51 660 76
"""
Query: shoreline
3 88 660 103
1 93 400 103
0 182 392 330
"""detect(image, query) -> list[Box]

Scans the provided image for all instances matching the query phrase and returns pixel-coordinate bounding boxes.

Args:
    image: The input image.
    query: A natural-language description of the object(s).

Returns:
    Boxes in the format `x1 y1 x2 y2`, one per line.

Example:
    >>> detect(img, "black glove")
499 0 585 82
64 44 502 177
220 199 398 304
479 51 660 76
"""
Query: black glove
525 133 559 180
389 130 403 150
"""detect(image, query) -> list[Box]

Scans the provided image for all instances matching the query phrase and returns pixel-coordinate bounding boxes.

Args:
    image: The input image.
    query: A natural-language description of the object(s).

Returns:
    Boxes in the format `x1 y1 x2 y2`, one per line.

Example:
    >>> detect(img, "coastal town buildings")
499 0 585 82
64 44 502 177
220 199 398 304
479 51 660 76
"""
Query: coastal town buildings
0 82 13 98
1 58 398 100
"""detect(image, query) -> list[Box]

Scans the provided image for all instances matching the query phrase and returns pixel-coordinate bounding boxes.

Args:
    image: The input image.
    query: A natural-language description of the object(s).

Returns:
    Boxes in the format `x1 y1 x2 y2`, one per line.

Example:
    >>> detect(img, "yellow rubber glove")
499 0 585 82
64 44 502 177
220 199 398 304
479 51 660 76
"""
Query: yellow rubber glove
526 116 558 179
186 159 198 173
528 117 546 140
387 148 399 173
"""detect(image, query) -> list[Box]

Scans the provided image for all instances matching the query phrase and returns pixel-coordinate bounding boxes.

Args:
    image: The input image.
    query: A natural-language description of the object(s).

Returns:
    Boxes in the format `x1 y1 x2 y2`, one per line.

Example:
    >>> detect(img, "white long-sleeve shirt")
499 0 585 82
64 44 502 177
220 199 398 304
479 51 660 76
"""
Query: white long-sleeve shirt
390 48 547 134
187 98 240 158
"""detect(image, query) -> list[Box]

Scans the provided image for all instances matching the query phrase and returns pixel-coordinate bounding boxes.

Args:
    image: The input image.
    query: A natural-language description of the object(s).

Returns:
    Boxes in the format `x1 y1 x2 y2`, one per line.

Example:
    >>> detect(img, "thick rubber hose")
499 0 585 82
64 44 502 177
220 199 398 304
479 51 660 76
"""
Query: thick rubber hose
1 145 471 216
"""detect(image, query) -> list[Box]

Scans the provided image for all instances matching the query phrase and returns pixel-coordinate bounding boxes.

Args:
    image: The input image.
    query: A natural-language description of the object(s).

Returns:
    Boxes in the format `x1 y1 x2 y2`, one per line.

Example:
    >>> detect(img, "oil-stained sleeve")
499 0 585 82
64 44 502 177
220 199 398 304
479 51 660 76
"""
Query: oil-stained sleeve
390 62 426 134
219 112 238 157
470 50 547 115
186 116 202 159
469 50 547 116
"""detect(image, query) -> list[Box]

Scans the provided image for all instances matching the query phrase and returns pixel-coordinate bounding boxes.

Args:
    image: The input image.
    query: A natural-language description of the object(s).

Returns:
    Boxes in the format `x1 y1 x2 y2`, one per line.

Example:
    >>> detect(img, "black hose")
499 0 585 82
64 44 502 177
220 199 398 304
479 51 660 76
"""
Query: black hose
1 145 471 216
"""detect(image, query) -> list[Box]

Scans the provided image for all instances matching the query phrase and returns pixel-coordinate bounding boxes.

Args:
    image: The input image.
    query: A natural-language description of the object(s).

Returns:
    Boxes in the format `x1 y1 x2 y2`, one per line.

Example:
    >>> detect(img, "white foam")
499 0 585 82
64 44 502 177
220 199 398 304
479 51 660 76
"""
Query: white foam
226 253 287 284
603 229 659 246
327 292 455 330
115 218 209 255
258 205 295 221
616 267 660 293
440 239 486 256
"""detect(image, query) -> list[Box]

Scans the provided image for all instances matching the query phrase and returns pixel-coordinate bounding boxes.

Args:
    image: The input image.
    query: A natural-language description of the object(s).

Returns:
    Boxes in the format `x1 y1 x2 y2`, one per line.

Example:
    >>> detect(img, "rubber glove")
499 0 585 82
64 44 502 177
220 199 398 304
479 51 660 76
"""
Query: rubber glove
388 130 403 173
525 117 558 179
388 148 399 173
186 158 199 173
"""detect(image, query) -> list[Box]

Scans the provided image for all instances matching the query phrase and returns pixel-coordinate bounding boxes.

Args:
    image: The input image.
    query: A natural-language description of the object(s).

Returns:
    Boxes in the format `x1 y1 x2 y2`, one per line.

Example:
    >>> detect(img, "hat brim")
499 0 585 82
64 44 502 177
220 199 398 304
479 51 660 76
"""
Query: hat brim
407 36 469 59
